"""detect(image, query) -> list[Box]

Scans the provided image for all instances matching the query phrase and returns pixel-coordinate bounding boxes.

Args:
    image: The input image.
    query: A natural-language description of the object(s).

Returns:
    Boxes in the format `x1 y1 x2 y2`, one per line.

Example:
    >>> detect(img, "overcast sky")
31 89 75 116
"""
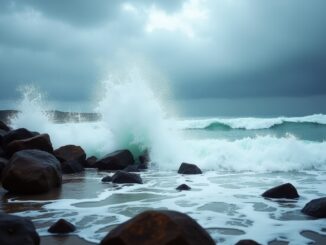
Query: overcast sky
0 0 326 114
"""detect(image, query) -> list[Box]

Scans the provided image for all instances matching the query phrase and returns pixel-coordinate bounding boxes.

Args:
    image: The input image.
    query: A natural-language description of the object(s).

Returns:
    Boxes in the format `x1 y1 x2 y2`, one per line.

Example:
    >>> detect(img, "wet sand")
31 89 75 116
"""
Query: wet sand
41 235 95 245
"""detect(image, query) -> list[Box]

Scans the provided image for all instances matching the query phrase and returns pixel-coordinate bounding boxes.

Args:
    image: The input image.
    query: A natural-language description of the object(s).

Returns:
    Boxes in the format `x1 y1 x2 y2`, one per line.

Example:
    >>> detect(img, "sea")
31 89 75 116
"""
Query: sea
1 80 326 244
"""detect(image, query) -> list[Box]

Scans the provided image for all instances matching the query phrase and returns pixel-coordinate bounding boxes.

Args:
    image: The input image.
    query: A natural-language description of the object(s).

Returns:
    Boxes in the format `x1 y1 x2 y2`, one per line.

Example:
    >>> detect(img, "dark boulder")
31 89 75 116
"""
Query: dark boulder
301 197 326 218
101 175 112 182
48 219 76 234
0 120 10 132
1 128 39 149
100 210 215 245
6 134 53 157
235 239 262 245
61 160 84 174
111 171 142 184
54 145 86 174
176 183 191 191
1 149 62 194
178 162 202 175
0 146 5 157
139 149 150 164
84 156 97 168
95 150 134 170
0 213 40 245
262 183 299 199
0 157 8 178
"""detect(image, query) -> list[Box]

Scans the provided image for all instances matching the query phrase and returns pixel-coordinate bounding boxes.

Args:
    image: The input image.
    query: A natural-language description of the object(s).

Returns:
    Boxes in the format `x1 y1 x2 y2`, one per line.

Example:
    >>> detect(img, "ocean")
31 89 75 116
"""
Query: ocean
2 82 326 244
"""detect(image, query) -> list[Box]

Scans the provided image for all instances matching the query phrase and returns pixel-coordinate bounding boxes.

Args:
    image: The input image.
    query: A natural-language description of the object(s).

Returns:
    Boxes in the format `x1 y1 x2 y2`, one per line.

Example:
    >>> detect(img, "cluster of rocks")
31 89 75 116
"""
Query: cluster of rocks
0 120 325 245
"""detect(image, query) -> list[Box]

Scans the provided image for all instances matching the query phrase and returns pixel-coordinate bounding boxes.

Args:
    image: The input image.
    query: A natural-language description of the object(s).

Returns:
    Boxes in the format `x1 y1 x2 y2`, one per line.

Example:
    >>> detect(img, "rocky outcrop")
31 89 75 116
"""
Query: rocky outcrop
178 162 202 175
262 183 299 199
48 219 76 234
54 145 86 174
176 183 191 191
301 197 326 218
95 150 134 170
1 149 62 194
84 156 98 168
5 134 53 157
0 213 40 245
111 171 143 184
1 128 38 149
100 210 215 245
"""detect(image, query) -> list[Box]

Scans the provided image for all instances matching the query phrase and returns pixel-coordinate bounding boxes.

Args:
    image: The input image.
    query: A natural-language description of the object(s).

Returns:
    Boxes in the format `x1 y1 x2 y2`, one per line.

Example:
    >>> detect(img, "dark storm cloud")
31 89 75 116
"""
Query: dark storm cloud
0 0 325 104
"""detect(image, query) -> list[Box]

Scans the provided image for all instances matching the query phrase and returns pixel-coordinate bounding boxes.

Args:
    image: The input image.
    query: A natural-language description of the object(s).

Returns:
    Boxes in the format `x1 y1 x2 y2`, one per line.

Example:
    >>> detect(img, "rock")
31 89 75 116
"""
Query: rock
5 134 53 157
262 183 299 199
100 210 215 245
95 150 134 170
0 120 10 132
0 146 5 157
123 165 140 172
0 157 8 178
0 213 40 245
139 149 150 164
178 162 202 175
54 145 86 174
84 156 97 168
176 183 191 191
1 128 39 149
101 175 112 182
111 171 143 184
61 160 84 174
301 197 326 218
1 149 62 194
48 219 76 234
235 239 262 245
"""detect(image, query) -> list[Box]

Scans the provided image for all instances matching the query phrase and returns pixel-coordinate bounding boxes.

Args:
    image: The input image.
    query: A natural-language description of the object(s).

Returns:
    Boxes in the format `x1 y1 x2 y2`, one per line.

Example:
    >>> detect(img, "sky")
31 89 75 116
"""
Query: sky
0 0 326 116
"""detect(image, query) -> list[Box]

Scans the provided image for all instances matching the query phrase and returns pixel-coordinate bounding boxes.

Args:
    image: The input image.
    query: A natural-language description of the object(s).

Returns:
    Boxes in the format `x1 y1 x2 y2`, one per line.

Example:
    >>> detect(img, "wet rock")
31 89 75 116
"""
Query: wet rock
0 120 10 132
301 197 326 218
101 175 112 182
0 213 40 245
262 183 299 199
0 145 5 157
84 156 98 168
139 149 150 165
48 219 76 234
1 128 39 149
0 157 8 178
111 170 143 184
235 239 262 245
176 183 191 191
123 165 140 172
61 160 84 174
100 210 215 245
95 150 134 170
178 162 202 175
1 149 62 194
54 145 86 173
6 134 53 157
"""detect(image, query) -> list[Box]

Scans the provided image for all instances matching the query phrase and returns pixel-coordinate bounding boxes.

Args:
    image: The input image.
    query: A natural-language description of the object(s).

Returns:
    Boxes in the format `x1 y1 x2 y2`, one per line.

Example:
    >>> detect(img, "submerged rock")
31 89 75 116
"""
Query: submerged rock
6 133 53 157
100 210 215 245
301 197 326 218
1 128 39 149
235 239 262 245
48 219 76 234
101 175 112 182
178 162 202 175
262 183 299 199
95 150 134 170
0 213 40 245
1 149 62 194
176 183 191 191
54 145 86 174
111 170 143 184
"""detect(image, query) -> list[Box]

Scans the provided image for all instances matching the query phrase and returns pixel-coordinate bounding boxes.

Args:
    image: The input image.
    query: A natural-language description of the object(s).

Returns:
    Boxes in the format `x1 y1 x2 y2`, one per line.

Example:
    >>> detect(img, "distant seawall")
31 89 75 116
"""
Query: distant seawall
0 110 101 124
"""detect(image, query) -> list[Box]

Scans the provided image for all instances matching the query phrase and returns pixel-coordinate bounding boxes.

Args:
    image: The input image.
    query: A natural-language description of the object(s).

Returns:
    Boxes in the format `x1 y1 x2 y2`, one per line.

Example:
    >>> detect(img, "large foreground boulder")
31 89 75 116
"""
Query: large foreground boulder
6 134 53 157
112 170 143 184
1 128 39 149
100 210 215 245
178 162 202 175
1 149 62 194
0 213 40 245
301 197 326 218
54 145 86 174
262 183 299 199
95 150 134 170
48 219 76 234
